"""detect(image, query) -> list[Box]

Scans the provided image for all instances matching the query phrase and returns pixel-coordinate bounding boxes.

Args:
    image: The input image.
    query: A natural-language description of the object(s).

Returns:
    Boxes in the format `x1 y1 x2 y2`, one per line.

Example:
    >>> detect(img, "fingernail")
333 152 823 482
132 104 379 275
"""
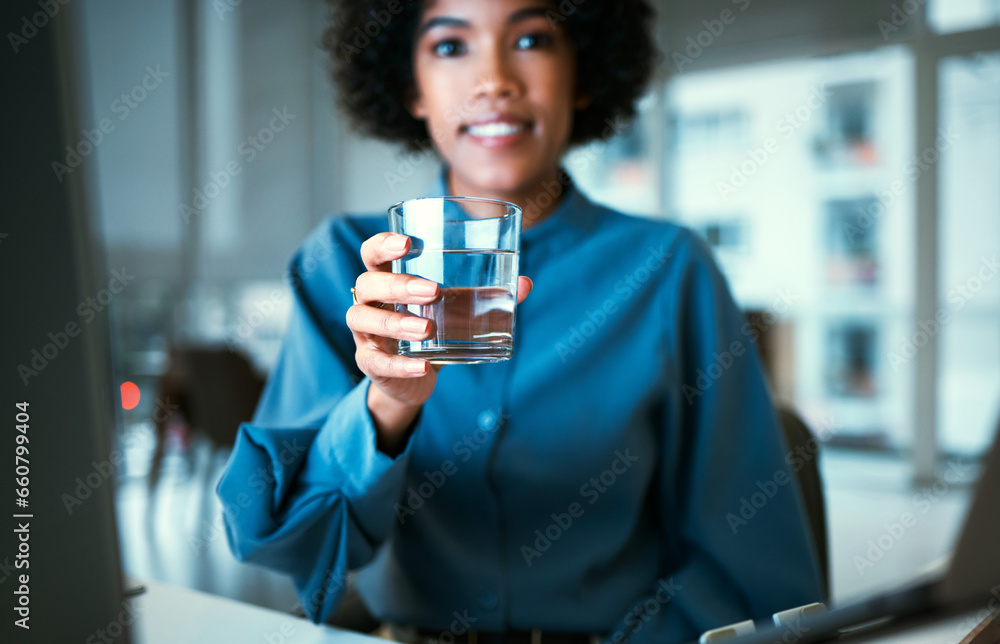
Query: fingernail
387 235 408 253
400 317 427 333
405 360 426 374
407 280 437 297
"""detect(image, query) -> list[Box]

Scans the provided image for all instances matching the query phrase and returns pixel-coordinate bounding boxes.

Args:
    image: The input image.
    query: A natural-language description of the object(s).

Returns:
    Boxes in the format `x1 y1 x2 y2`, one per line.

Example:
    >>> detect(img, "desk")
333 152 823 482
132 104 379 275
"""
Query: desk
847 608 993 644
129 580 991 644
847 615 976 643
130 579 384 644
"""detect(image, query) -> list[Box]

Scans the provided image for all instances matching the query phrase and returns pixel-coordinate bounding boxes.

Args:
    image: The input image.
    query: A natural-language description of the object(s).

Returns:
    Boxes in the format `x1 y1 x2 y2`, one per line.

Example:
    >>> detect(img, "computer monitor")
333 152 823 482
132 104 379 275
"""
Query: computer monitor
1 1 132 641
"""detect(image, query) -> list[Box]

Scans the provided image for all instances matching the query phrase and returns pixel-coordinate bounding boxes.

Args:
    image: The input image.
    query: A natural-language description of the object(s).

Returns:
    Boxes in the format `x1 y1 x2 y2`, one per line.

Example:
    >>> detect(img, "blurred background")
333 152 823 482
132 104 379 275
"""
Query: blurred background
63 0 998 624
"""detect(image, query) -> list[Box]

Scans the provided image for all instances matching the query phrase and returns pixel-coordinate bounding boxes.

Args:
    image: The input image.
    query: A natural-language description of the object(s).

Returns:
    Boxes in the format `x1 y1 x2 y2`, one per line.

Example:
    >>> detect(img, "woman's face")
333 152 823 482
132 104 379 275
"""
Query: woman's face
409 0 585 199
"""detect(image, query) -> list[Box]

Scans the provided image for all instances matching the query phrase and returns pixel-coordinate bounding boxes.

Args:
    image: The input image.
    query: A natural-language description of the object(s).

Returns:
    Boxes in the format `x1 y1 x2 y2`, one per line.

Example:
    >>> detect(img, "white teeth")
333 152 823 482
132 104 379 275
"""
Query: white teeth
466 122 525 137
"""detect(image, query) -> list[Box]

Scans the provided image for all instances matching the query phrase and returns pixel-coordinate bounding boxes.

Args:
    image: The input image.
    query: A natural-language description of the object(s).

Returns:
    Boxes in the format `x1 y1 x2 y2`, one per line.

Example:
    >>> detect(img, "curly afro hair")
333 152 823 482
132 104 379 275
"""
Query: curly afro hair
323 0 657 152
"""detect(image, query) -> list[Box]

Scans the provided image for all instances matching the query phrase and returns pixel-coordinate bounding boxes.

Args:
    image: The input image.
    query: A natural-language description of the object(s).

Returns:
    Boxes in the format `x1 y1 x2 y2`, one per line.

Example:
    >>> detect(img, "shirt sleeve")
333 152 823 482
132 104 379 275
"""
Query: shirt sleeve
215 217 417 624
617 231 825 643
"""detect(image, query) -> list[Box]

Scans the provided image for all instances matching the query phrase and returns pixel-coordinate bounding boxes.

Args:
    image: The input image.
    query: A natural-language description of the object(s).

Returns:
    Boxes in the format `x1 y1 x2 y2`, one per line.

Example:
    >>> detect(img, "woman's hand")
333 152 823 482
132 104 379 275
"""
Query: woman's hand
349 232 532 454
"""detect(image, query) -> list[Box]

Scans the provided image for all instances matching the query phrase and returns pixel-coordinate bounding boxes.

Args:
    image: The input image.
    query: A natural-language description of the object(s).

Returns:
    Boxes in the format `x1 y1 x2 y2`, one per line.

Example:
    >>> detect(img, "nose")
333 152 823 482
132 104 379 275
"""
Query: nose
472 45 522 101
474 75 517 100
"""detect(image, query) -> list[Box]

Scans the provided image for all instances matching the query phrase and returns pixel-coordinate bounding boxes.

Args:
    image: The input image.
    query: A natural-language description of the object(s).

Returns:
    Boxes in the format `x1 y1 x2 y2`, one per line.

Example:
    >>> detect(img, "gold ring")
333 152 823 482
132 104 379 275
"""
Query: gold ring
351 287 387 309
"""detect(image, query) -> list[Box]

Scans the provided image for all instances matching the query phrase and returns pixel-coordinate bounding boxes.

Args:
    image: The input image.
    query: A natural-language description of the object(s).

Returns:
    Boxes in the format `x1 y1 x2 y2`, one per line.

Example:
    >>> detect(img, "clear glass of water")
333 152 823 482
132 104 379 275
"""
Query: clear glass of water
388 196 522 364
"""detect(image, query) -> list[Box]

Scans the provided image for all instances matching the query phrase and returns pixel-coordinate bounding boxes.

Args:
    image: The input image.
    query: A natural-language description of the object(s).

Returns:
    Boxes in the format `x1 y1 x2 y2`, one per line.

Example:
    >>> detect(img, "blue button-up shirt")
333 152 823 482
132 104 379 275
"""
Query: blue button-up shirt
217 171 823 644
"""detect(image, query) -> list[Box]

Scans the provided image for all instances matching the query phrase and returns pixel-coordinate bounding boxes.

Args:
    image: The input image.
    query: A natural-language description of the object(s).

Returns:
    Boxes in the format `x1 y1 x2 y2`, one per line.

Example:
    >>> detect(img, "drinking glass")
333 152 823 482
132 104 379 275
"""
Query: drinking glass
388 197 522 364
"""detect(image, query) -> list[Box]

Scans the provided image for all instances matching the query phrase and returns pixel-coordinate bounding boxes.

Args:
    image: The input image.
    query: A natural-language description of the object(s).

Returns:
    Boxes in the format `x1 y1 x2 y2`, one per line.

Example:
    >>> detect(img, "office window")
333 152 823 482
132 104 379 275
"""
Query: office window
824 197 881 287
669 109 750 152
937 52 1000 455
696 219 748 252
928 0 1000 34
826 322 879 399
815 83 879 167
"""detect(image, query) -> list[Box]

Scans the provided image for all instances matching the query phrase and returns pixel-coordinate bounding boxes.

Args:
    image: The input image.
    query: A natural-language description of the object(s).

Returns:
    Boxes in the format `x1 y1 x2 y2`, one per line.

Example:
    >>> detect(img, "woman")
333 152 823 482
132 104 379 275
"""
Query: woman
216 1 824 643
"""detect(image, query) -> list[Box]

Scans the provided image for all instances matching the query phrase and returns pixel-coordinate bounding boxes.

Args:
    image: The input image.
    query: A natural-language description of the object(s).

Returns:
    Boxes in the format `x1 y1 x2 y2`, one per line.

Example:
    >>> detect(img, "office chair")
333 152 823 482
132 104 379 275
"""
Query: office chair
775 405 831 601
148 345 265 489
744 310 830 597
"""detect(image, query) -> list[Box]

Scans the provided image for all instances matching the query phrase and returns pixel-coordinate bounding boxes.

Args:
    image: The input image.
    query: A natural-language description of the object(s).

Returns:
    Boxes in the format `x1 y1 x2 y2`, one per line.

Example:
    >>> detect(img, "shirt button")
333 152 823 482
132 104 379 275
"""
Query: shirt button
477 410 497 431
478 592 498 610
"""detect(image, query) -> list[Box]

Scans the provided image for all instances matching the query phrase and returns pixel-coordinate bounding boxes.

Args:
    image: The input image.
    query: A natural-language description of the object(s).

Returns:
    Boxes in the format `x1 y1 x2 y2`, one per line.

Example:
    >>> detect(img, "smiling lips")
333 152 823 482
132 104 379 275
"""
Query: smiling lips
462 117 533 148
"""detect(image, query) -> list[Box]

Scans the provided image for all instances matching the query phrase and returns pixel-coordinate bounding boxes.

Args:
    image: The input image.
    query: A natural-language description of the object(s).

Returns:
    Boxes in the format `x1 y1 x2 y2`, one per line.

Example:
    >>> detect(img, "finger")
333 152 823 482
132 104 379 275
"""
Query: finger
355 271 440 305
349 321 399 354
356 347 429 378
360 232 410 272
349 326 440 376
346 304 436 342
516 276 533 304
